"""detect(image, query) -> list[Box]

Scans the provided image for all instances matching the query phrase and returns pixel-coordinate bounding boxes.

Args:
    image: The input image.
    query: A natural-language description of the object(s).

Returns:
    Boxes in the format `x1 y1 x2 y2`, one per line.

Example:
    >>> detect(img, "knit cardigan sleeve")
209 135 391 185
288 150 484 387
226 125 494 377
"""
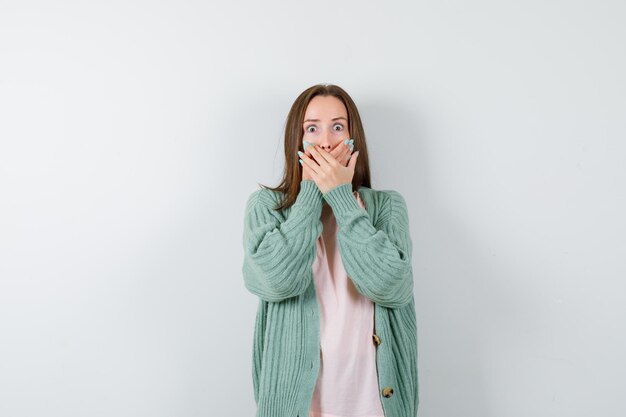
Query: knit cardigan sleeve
242 179 323 302
323 182 414 308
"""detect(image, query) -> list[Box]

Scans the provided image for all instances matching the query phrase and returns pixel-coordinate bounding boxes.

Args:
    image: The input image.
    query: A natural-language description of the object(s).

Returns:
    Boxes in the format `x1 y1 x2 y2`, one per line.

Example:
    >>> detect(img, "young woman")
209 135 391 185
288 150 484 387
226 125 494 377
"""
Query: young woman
242 84 419 417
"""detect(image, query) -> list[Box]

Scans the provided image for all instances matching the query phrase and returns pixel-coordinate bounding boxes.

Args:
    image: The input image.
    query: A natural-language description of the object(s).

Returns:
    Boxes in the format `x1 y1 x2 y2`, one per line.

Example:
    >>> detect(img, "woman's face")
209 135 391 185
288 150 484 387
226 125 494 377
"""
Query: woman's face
302 95 350 151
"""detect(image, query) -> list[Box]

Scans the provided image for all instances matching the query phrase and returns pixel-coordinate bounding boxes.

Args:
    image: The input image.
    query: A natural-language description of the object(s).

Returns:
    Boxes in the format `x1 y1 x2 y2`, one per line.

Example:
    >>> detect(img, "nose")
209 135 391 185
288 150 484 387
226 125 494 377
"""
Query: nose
318 131 333 151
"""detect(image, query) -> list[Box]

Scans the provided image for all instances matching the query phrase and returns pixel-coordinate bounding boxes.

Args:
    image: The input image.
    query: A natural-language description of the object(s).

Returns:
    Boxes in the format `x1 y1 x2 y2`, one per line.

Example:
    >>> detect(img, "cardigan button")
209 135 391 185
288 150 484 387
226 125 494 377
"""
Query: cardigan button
382 386 394 398
372 334 382 346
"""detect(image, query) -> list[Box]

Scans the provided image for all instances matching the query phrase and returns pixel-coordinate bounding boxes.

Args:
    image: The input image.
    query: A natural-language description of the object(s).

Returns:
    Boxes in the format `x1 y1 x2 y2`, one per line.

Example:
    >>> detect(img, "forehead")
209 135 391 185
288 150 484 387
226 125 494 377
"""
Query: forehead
303 95 347 120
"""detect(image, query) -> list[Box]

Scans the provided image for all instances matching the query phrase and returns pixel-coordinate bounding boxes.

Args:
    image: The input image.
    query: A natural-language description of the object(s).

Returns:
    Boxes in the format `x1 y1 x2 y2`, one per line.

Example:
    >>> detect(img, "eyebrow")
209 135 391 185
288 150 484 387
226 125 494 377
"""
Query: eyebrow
303 117 348 124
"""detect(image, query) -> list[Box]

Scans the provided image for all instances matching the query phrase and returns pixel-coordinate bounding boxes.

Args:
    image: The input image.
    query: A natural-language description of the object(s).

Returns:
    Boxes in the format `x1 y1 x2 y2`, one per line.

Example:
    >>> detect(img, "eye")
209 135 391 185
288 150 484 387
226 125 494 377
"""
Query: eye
306 125 316 133
333 123 344 131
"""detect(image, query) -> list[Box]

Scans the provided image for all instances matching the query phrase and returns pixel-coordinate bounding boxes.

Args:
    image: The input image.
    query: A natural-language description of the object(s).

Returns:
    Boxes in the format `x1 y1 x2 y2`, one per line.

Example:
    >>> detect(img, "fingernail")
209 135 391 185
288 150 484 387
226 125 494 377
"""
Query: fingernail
303 141 310 150
299 159 303 165
298 151 304 157
343 139 350 144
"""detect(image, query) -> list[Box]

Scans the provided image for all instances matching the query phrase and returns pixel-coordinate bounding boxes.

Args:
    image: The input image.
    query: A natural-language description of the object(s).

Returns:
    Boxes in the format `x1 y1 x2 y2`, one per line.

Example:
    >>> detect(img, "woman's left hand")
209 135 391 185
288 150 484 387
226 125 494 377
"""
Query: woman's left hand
300 144 360 194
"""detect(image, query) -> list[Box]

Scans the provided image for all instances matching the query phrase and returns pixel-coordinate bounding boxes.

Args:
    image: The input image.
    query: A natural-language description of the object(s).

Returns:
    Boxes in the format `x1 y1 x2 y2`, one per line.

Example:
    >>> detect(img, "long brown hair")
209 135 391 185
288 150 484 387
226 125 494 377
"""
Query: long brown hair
259 84 372 211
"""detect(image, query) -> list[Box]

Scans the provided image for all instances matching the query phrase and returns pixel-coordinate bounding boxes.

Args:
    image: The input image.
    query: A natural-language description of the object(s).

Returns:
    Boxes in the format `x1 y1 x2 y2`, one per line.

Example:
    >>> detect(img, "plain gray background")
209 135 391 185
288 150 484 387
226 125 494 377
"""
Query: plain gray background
1 1 624 416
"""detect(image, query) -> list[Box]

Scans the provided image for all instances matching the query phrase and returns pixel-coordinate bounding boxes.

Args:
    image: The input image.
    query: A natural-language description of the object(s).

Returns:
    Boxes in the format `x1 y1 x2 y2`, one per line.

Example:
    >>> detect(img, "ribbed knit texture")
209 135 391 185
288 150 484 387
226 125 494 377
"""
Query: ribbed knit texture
243 180 419 417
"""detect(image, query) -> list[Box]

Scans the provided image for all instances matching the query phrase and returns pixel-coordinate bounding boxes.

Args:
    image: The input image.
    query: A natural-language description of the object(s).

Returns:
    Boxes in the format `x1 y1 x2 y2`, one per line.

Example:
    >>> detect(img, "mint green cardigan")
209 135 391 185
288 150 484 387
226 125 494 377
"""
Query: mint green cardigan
242 179 419 417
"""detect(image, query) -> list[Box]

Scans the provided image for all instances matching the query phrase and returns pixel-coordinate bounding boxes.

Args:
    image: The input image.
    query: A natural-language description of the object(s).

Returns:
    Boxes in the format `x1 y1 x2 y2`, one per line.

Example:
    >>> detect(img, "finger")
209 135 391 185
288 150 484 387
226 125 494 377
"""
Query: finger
343 151 352 167
310 145 336 166
331 141 351 166
304 144 318 161
302 155 321 182
348 150 359 170
302 161 313 179
338 143 351 164
307 145 325 167
303 142 315 158
329 142 344 160
300 151 321 175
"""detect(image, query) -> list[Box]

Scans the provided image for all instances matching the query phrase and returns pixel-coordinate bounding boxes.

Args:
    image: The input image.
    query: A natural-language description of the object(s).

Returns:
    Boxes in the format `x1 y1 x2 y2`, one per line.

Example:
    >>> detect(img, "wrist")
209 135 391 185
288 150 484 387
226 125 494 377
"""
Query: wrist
295 179 324 209
322 182 361 216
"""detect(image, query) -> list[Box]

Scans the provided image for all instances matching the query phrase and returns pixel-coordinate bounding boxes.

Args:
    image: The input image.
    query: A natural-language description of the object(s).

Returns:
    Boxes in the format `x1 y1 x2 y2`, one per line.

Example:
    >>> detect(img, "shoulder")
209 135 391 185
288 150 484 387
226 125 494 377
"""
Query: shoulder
245 187 283 213
359 187 409 223
382 189 408 210
359 187 408 209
